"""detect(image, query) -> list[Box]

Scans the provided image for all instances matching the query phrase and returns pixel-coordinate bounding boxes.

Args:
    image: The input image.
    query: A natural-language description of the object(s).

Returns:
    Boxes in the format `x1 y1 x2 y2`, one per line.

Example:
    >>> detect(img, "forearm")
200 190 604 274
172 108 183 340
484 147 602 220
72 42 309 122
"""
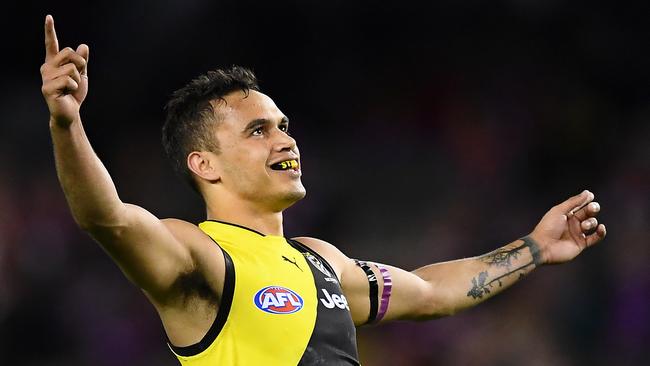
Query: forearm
50 116 126 230
376 192 604 322
412 236 542 317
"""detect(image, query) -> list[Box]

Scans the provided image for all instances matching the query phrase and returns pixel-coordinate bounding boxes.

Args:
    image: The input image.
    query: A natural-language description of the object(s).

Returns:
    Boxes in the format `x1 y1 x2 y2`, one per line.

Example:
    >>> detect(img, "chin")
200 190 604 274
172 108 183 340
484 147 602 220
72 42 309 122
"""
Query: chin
275 186 307 211
285 185 307 203
288 187 307 202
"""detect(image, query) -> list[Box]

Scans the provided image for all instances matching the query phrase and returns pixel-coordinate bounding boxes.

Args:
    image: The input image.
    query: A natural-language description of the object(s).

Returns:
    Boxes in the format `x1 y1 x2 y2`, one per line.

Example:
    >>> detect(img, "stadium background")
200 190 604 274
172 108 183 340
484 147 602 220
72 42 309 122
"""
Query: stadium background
1 1 648 365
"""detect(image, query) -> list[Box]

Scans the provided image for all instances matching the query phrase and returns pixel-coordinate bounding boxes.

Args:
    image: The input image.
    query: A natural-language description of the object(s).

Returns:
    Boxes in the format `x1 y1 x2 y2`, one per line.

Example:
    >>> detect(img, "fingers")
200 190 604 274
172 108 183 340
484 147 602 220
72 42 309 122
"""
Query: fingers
567 190 594 215
572 201 600 221
76 44 90 76
41 58 82 98
555 190 594 215
46 47 87 71
40 47 87 93
585 224 606 247
46 63 82 85
41 75 79 96
569 195 606 249
580 217 598 235
44 15 59 62
42 16 88 79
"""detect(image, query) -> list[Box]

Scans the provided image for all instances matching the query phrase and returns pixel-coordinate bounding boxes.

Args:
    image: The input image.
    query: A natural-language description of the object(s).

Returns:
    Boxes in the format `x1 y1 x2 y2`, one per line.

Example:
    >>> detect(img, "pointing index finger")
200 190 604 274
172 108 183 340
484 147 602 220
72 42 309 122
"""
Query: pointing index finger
44 15 59 62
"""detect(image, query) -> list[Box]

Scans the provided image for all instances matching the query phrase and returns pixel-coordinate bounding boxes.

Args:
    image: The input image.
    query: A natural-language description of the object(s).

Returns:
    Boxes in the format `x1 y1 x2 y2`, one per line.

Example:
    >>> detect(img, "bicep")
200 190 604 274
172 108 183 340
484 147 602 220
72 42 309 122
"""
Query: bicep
87 203 194 300
373 263 439 322
293 237 439 325
342 260 437 325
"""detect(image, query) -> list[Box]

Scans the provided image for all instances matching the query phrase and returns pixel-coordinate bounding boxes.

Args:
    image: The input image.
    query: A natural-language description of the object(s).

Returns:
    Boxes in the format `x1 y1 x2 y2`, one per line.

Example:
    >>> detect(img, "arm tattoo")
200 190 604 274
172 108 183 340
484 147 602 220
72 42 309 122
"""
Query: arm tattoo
479 243 526 270
467 271 490 299
520 235 542 266
466 236 543 300
478 236 542 269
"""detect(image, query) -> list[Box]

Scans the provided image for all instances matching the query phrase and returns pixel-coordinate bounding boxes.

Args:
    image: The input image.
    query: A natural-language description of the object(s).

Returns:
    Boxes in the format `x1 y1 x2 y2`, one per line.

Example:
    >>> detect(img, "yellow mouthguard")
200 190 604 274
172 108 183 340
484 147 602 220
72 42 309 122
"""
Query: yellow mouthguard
278 160 298 170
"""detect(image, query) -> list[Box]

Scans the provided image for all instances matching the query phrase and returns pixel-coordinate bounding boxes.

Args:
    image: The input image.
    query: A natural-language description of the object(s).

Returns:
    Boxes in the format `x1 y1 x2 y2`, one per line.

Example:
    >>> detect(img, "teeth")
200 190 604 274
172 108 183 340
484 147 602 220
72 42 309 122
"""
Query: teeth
271 159 298 171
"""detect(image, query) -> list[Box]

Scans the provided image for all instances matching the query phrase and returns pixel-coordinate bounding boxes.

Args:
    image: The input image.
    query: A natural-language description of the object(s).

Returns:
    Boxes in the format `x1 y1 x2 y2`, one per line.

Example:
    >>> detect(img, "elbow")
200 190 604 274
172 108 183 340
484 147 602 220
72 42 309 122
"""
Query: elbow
423 300 457 319
426 297 471 319
419 284 459 319
77 219 119 234
416 304 457 321
437 306 459 318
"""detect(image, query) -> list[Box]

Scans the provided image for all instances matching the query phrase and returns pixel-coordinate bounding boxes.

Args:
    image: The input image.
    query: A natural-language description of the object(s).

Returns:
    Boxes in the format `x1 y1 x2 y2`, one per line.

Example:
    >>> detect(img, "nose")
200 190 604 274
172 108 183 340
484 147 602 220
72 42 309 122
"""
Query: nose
273 129 297 152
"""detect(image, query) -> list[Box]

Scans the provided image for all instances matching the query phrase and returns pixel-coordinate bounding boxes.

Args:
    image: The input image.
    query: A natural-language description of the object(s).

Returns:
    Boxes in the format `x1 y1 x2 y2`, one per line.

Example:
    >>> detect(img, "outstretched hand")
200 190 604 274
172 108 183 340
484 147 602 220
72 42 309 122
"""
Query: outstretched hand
40 15 89 127
530 190 607 265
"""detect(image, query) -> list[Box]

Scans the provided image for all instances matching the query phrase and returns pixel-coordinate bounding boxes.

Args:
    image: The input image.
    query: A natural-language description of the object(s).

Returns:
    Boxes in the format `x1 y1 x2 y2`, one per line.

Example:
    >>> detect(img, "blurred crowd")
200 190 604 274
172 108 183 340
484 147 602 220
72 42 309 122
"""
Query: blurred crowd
1 1 648 365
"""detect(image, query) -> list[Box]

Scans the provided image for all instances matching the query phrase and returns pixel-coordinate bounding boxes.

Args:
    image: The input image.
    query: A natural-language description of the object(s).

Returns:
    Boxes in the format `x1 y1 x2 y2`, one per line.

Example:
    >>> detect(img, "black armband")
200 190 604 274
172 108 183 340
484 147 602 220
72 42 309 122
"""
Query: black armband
521 235 543 266
354 259 379 324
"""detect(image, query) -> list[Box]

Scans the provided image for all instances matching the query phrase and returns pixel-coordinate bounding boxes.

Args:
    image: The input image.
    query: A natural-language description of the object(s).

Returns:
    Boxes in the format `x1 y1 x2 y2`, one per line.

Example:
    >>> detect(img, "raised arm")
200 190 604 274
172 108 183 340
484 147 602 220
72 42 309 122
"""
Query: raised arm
325 190 606 325
39 15 196 302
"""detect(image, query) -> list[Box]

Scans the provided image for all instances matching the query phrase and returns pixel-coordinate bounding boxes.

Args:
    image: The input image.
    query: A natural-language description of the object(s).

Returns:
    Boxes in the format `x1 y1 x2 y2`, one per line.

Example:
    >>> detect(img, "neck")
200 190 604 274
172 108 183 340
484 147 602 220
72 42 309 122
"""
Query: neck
204 194 285 237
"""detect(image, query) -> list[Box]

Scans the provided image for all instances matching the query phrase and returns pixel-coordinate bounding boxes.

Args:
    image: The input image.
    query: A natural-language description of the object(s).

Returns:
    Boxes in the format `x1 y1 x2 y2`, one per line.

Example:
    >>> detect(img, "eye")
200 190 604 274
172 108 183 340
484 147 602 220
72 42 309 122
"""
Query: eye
252 127 264 136
280 124 290 134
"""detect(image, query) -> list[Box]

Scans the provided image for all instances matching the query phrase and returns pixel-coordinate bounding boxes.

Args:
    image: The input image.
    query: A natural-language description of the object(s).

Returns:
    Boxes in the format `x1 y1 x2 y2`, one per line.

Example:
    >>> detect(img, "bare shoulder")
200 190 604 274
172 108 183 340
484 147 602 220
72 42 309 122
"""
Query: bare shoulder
291 236 350 261
291 236 351 278
161 218 225 278
161 218 218 248
161 218 205 238
293 236 372 325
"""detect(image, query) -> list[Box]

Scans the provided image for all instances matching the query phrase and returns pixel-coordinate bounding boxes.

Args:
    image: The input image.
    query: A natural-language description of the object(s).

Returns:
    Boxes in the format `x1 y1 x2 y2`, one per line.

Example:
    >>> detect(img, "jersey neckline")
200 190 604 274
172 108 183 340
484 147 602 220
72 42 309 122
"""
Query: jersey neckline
201 219 287 240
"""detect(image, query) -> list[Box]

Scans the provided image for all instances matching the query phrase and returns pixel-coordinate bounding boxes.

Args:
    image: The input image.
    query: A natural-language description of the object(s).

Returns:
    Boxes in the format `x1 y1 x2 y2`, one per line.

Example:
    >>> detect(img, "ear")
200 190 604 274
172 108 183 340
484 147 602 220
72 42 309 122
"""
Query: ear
187 151 221 184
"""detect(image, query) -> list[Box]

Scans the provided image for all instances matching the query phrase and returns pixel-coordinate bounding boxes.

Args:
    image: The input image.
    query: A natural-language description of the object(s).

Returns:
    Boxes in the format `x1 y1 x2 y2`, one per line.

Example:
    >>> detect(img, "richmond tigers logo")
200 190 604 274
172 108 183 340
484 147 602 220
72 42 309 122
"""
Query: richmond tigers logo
304 253 333 278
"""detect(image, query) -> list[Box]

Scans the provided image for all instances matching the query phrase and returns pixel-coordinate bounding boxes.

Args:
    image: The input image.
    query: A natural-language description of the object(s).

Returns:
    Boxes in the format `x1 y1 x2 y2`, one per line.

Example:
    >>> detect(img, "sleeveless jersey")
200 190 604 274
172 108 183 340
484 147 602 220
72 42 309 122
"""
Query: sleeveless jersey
168 220 360 365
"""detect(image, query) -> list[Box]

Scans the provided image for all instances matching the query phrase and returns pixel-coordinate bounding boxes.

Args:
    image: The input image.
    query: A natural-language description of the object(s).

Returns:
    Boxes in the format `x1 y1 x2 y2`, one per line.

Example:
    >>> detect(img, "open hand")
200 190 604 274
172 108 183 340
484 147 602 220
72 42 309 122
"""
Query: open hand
40 15 89 127
530 190 606 265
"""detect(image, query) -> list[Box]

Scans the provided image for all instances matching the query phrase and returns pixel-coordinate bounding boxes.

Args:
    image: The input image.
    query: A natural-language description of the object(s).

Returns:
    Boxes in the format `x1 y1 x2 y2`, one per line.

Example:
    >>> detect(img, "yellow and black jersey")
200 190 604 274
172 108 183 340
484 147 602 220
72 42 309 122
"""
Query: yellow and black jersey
168 220 360 365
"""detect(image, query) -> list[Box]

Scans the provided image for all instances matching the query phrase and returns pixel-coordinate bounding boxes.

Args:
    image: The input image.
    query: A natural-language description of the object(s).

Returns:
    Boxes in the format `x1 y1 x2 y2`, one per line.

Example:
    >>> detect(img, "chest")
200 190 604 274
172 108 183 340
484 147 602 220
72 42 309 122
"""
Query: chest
200 231 360 365
220 239 354 338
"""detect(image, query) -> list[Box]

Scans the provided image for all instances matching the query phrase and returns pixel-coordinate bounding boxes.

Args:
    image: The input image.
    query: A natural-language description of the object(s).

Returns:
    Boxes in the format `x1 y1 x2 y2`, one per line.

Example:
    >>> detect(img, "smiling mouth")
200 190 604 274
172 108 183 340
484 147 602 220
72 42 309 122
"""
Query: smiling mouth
270 159 299 171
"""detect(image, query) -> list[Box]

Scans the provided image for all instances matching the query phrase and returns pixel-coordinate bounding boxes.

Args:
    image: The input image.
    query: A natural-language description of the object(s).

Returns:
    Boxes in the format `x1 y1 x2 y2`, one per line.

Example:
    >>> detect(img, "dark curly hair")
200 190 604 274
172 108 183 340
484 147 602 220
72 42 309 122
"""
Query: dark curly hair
162 66 260 192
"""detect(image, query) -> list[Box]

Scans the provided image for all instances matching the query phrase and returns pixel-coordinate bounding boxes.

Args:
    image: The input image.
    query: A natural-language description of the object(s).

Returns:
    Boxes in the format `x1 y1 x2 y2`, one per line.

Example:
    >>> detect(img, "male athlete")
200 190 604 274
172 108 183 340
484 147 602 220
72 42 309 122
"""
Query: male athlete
40 15 607 365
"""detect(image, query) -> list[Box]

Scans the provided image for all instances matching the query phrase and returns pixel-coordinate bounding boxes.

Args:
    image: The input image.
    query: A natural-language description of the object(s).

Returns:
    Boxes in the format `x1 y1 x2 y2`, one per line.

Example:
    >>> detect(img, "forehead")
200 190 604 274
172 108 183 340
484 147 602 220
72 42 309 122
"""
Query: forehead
213 90 284 127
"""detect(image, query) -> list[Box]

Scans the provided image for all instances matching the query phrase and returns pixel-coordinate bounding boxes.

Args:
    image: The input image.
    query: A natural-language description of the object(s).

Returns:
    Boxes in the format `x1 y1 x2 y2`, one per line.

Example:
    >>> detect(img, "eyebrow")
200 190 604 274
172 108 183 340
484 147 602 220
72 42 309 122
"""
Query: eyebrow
243 116 290 132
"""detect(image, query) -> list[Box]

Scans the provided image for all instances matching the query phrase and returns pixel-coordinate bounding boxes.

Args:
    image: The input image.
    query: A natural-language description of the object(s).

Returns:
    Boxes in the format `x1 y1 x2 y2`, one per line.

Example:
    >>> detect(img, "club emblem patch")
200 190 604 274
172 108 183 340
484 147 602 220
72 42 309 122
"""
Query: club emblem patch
304 253 333 278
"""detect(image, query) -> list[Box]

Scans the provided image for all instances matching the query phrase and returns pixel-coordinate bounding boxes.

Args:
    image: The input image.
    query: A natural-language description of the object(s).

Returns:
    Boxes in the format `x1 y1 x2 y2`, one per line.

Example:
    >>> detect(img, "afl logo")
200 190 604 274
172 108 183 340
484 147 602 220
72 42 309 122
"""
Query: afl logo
254 286 304 314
